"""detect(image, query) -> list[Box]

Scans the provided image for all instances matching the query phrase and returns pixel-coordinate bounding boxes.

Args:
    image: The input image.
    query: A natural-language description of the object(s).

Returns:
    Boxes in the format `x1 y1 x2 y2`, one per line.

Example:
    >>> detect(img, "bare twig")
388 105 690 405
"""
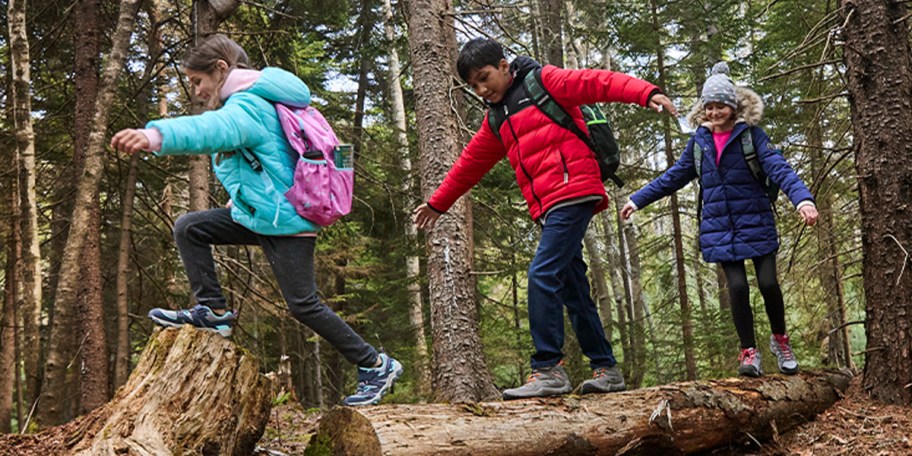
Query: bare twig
758 59 842 82
829 320 865 335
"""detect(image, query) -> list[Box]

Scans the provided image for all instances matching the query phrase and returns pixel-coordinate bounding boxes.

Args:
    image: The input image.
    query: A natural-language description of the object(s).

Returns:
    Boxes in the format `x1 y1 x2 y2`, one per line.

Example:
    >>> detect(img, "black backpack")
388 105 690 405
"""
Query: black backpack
486 68 624 187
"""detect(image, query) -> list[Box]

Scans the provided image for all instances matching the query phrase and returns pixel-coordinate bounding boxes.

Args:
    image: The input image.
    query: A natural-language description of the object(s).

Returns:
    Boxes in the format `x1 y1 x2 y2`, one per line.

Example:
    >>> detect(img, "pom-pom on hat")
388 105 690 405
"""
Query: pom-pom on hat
701 62 738 109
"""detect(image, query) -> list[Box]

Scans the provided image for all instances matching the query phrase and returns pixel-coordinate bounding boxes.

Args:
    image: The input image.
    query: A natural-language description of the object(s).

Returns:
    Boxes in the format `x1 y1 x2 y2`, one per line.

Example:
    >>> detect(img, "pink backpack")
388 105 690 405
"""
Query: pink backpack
275 104 354 226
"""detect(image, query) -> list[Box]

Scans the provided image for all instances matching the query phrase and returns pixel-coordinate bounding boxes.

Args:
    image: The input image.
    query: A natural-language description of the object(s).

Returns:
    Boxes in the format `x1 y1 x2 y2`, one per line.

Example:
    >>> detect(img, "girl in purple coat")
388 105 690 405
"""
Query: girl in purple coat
620 63 819 377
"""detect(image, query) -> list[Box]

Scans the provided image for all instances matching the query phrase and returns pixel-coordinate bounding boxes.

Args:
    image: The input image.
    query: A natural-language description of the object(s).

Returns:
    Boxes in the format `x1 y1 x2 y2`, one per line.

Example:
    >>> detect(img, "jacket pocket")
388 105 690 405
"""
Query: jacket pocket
558 149 569 183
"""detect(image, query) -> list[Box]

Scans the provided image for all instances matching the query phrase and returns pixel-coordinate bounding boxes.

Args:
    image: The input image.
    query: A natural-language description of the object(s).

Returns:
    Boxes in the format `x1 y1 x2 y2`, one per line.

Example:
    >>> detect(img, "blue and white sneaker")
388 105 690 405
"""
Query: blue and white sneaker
342 353 403 406
148 304 236 337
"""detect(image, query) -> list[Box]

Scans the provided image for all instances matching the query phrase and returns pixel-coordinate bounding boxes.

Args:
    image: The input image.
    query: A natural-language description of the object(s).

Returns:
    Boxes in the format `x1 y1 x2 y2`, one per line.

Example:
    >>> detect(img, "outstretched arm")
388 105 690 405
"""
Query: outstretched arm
626 137 698 216
416 116 506 228
541 65 678 117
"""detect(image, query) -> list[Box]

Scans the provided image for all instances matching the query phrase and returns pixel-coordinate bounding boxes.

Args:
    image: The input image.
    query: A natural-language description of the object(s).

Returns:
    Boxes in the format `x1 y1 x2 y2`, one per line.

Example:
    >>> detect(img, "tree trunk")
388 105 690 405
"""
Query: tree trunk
650 0 696 381
38 0 143 426
0 327 273 455
614 192 648 387
840 0 912 405
352 0 373 152
599 211 631 380
114 0 167 390
538 0 563 66
309 370 853 455
73 0 109 415
584 232 613 341
7 0 42 415
406 0 498 402
0 133 21 433
188 0 240 211
383 0 431 397
806 78 853 370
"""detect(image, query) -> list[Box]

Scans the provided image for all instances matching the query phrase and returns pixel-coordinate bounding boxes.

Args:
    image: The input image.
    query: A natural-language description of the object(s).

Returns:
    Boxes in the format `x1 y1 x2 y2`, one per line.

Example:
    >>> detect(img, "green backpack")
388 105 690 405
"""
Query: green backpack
487 68 624 187
693 128 781 203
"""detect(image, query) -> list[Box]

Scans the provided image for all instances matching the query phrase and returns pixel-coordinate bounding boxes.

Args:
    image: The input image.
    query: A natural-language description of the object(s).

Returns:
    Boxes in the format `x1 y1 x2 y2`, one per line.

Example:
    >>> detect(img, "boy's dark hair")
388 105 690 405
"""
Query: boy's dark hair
457 38 505 82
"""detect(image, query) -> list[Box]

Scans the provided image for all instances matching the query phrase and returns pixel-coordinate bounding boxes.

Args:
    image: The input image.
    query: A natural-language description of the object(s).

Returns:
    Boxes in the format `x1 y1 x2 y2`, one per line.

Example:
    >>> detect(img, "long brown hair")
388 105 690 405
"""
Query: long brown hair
182 34 250 108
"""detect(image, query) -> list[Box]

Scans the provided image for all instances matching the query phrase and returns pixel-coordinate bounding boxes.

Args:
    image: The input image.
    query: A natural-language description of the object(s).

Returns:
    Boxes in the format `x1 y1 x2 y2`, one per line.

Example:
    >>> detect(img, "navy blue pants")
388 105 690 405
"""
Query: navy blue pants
172 208 379 368
528 202 616 370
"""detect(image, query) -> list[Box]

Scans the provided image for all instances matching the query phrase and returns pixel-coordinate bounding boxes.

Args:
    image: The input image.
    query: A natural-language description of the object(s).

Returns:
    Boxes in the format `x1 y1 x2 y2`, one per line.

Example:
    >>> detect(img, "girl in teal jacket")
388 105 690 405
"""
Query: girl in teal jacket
111 34 401 406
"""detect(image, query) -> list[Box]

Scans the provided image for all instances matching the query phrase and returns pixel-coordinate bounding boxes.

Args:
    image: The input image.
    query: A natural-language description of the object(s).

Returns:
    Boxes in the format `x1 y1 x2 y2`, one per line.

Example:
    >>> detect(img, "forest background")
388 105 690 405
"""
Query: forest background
0 0 910 434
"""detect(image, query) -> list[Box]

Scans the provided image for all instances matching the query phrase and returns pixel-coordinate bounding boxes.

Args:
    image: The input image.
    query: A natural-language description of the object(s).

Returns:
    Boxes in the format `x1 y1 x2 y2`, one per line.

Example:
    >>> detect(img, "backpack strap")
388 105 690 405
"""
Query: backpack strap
740 128 764 182
693 140 704 222
487 105 507 143
523 69 595 151
693 140 703 184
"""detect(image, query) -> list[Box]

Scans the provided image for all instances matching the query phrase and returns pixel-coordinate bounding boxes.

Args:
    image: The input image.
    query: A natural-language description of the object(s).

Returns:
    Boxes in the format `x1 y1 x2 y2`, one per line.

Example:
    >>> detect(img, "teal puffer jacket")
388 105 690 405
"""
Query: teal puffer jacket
147 67 319 235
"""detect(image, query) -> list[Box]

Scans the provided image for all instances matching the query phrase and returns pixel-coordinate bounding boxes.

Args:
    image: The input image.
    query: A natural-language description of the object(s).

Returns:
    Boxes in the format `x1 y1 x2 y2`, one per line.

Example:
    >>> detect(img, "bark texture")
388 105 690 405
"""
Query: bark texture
840 0 912 405
2 327 272 455
310 370 852 455
406 0 497 401
38 0 143 426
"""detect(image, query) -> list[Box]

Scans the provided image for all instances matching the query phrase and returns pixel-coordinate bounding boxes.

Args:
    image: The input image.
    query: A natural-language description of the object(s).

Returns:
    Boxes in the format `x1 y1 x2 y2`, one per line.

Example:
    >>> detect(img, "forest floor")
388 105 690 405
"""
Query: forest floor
1 377 909 455
254 377 912 456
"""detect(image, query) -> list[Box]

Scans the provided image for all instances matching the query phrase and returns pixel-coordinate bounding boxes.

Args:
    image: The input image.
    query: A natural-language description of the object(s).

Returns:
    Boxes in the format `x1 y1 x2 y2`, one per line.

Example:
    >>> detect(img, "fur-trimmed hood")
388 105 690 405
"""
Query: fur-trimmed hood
686 86 764 128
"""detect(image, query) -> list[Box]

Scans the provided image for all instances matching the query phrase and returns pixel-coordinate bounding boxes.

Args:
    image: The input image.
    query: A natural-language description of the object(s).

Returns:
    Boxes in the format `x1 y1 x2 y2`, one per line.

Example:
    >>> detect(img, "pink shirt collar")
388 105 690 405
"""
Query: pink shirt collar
219 68 262 101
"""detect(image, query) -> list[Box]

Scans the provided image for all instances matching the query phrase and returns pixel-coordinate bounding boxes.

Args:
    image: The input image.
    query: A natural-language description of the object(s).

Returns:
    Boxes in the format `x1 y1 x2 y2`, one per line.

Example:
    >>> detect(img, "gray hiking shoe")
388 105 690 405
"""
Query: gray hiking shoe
738 347 762 377
580 366 626 394
149 304 235 337
769 334 799 375
502 363 572 400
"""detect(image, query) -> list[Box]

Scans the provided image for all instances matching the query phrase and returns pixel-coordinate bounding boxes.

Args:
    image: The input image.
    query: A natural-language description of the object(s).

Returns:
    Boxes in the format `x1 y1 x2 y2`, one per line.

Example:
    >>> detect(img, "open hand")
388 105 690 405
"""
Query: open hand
110 129 150 154
413 204 442 230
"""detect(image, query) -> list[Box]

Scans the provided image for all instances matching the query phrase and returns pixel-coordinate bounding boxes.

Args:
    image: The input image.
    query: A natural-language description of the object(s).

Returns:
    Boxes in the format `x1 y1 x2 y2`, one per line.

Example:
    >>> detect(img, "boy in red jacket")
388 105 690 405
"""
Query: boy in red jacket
414 38 676 399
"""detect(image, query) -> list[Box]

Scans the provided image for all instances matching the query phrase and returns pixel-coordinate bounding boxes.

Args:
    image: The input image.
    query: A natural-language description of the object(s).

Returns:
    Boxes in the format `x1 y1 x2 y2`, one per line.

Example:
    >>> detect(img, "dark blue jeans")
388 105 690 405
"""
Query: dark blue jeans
172 208 379 368
528 202 616 370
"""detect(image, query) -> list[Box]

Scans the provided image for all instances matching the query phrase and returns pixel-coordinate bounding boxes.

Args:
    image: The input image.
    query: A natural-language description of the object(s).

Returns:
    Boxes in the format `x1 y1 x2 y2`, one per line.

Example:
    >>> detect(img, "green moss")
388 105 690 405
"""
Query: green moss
303 432 333 456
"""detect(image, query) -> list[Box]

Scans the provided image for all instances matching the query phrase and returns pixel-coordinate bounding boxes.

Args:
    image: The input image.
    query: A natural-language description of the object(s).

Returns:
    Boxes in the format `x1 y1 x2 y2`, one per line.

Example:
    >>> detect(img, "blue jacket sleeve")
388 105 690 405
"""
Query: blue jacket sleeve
752 127 814 207
146 93 271 156
630 137 698 209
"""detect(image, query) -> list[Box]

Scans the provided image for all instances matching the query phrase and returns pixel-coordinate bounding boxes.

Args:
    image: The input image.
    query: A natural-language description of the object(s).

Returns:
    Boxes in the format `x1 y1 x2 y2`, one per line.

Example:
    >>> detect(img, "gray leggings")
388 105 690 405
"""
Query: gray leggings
173 208 378 367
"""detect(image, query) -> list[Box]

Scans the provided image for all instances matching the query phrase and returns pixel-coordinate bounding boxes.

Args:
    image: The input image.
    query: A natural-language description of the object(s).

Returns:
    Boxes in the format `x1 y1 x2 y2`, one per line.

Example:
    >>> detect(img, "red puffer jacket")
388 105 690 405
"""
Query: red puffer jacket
427 57 659 221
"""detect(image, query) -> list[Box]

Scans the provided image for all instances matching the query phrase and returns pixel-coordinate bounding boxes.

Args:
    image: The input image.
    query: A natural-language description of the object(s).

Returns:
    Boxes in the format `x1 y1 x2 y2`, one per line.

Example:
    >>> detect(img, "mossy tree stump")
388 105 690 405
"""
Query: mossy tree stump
3 326 273 455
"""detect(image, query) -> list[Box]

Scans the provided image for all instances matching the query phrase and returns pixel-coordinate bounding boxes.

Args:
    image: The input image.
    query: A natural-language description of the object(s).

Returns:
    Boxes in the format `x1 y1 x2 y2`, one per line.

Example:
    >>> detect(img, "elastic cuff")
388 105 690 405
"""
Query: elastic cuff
426 201 445 214
796 200 816 211
139 128 163 152
645 88 664 106
628 199 639 210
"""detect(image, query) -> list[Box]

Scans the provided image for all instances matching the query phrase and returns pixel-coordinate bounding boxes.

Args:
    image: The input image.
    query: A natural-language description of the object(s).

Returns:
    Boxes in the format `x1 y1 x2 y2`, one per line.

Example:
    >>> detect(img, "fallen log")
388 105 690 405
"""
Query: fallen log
309 370 852 455
1 326 273 456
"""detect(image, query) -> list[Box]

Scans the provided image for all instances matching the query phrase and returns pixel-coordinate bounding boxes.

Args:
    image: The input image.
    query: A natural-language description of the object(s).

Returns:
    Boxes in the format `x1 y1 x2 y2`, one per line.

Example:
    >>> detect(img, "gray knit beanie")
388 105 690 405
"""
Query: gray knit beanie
701 62 737 109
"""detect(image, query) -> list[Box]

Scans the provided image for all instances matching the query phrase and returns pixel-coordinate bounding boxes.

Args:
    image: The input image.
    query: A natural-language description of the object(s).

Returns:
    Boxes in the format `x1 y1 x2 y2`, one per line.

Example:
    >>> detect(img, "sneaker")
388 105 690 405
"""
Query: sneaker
738 347 762 377
148 304 236 337
579 366 626 394
502 363 572 400
769 334 799 375
342 353 403 406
